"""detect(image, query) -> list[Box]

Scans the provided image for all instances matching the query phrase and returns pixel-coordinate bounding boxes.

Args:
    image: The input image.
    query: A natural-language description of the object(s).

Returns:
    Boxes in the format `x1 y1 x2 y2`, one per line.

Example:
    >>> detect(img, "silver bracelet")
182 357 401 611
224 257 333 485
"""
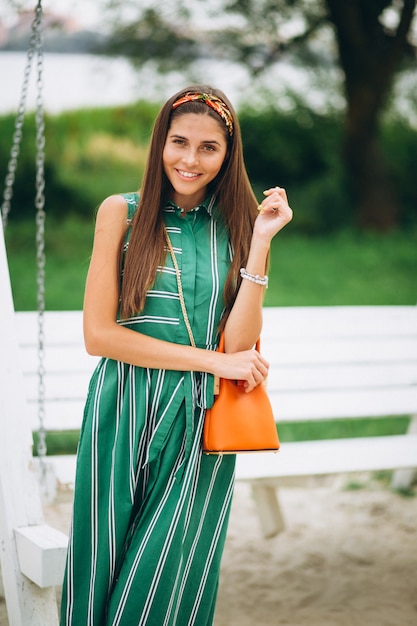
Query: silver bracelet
240 267 268 287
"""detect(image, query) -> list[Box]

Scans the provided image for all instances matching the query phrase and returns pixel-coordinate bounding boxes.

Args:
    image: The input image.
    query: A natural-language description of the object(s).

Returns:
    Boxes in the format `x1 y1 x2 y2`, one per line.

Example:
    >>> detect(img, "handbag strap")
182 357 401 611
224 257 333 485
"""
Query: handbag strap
164 229 196 348
165 228 262 368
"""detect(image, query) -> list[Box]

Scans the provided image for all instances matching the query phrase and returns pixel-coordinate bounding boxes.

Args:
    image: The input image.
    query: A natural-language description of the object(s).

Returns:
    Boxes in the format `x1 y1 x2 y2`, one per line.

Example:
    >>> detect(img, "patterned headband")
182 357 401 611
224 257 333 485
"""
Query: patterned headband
172 92 234 136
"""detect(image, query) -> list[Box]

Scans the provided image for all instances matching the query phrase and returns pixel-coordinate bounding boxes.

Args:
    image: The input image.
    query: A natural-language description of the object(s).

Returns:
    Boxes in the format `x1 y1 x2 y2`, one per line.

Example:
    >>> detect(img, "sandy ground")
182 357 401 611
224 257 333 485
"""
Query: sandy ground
1 472 416 626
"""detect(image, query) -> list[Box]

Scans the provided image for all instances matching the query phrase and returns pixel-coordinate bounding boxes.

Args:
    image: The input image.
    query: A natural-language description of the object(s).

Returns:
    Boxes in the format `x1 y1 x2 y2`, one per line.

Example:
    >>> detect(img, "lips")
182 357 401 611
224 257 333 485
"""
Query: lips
176 169 201 180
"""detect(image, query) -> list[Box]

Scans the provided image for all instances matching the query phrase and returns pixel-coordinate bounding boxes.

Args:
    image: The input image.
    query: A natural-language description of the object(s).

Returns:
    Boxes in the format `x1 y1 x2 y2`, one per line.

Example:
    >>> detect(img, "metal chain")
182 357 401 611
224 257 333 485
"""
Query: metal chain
34 1 47 466
1 3 43 229
0 2 47 467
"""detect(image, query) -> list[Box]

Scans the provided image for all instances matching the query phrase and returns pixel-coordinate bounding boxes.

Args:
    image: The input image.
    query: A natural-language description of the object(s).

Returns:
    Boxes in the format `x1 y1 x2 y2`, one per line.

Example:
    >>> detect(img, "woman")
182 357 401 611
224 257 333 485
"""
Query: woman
60 85 292 626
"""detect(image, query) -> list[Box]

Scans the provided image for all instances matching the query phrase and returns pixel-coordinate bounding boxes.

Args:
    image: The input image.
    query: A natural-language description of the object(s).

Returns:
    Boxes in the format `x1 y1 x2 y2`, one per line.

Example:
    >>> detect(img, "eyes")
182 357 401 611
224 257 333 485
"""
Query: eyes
170 137 219 152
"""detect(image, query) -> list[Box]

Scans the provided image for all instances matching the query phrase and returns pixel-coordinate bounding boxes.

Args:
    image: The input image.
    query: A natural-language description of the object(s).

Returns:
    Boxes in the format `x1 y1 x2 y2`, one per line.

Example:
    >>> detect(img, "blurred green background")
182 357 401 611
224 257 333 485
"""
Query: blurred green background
1 102 416 310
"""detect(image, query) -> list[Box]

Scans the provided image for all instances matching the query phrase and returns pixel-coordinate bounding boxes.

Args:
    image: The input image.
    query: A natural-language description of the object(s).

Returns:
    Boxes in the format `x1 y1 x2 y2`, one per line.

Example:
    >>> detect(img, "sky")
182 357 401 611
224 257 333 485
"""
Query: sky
1 0 103 28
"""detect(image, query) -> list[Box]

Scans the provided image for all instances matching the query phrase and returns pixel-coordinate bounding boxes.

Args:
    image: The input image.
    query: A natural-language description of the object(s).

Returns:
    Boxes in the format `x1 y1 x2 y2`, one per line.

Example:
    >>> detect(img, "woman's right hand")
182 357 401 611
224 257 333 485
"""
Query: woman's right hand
214 349 269 393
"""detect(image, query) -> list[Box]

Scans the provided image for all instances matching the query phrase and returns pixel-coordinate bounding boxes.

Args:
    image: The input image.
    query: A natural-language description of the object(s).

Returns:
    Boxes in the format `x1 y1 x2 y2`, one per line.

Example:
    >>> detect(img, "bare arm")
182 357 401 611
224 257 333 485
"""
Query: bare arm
224 186 293 353
82 195 270 391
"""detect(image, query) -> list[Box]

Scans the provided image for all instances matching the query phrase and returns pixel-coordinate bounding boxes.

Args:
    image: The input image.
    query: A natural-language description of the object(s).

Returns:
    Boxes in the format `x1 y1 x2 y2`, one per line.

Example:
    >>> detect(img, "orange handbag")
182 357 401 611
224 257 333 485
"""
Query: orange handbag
202 333 280 454
165 230 279 455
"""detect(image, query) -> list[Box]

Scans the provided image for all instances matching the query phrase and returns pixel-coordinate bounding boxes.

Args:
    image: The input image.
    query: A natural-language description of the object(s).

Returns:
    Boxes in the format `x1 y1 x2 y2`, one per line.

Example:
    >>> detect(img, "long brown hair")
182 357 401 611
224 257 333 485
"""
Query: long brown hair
120 85 261 326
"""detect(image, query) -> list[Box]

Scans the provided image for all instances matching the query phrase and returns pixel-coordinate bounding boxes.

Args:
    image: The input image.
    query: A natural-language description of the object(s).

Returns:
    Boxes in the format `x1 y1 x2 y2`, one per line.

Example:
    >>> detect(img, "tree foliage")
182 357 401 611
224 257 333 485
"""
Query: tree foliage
103 1 417 229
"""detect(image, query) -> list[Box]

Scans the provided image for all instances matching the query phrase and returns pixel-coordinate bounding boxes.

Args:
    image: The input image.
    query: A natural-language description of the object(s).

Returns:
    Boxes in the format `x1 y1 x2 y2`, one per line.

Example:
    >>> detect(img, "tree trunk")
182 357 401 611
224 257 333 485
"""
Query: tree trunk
345 84 399 231
325 0 416 230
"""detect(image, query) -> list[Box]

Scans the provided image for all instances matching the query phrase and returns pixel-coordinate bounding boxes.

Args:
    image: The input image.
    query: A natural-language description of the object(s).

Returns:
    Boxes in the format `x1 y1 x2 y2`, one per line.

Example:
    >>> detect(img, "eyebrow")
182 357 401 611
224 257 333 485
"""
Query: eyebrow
169 133 222 146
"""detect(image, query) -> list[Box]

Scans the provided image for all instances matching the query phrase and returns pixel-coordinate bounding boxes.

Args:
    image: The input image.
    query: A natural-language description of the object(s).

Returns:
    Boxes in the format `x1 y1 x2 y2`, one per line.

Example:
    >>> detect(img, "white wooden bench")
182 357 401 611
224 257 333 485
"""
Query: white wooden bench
16 306 417 541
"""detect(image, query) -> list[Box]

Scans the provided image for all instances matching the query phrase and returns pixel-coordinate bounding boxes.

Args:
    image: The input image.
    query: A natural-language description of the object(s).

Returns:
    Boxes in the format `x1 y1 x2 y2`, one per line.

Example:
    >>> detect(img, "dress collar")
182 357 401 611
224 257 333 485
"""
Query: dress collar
164 194 216 217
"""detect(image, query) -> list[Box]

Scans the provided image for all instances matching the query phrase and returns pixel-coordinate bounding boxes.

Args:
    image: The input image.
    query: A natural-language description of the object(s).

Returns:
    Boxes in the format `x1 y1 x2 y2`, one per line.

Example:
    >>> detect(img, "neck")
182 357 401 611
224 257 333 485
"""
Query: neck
170 190 206 212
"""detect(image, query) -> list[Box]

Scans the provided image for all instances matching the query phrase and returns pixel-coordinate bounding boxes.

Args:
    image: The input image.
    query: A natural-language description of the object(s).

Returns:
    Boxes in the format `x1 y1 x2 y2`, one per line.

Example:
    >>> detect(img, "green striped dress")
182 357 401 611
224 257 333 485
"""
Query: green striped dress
60 193 236 626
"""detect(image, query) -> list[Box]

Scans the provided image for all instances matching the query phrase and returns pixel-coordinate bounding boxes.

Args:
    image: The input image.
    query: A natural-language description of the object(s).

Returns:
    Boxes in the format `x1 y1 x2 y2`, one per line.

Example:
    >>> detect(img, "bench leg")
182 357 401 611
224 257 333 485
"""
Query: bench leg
391 415 417 491
391 468 417 491
250 483 285 538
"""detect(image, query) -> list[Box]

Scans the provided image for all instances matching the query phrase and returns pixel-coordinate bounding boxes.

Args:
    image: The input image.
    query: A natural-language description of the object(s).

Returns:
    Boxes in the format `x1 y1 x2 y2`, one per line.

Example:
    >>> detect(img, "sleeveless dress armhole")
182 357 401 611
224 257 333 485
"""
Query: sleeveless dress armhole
122 191 139 224
118 193 139 305
120 192 139 247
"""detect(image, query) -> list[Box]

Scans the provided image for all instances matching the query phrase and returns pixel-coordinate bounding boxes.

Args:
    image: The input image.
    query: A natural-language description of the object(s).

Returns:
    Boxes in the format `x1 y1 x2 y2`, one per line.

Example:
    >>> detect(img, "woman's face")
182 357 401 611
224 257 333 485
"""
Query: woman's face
163 113 228 211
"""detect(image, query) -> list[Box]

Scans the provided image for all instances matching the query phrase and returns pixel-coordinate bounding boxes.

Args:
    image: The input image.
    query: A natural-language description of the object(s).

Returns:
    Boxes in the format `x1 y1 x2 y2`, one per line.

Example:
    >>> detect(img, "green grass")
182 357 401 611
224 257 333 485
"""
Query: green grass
277 416 411 442
4 218 417 310
4 215 94 310
265 228 417 306
33 430 81 456
33 416 411 457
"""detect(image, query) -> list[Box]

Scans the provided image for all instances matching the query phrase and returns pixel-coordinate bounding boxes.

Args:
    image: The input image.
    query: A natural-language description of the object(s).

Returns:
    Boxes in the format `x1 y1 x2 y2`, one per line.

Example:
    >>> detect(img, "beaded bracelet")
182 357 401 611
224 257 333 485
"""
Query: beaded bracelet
240 267 269 287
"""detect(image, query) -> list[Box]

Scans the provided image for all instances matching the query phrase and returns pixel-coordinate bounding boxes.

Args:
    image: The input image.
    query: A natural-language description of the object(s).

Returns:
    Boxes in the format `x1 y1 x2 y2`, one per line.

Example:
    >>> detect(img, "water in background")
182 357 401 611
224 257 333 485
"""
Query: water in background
0 50 330 117
1 50 415 123
0 51 253 114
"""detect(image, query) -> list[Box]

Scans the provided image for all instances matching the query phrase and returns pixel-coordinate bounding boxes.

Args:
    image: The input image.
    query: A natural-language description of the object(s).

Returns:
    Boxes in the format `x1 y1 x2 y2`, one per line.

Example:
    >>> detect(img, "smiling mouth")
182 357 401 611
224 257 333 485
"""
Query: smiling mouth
176 169 201 179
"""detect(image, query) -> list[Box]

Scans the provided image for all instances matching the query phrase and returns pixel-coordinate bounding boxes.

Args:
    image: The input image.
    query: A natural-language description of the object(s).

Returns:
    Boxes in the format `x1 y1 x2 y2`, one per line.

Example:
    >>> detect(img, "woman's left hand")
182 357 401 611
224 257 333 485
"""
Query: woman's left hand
254 186 293 240
224 185 292 352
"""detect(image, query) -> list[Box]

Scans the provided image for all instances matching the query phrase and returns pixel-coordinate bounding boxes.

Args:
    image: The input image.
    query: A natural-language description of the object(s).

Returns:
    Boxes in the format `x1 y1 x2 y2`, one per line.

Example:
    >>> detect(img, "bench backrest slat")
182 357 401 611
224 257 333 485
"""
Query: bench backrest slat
16 307 417 430
262 306 417 338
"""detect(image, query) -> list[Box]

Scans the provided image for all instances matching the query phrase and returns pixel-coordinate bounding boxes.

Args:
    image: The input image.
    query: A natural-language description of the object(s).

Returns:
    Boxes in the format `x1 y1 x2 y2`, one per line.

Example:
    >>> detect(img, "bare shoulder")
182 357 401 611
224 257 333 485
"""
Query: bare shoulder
95 194 130 235
97 194 129 221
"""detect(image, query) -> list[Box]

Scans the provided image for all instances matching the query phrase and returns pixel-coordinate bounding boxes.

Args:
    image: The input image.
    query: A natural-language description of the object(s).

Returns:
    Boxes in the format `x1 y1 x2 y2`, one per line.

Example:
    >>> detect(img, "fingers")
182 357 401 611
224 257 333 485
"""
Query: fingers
263 185 288 201
257 186 286 213
257 186 292 221
243 362 268 393
216 347 270 392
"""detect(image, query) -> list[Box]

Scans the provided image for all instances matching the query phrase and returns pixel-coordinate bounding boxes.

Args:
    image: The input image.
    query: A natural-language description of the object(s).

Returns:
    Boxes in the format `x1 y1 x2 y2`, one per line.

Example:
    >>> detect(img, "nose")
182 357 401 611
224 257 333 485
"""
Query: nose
183 148 199 166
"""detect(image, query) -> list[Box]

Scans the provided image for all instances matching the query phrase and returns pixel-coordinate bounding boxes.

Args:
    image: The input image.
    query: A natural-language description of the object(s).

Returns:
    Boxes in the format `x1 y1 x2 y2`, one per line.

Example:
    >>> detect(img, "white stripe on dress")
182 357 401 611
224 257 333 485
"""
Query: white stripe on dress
88 360 107 625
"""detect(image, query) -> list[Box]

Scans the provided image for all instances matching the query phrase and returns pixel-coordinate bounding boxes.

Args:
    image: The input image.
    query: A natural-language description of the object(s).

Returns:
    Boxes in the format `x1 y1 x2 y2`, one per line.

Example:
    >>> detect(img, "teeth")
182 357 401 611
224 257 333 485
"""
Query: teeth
178 170 199 178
